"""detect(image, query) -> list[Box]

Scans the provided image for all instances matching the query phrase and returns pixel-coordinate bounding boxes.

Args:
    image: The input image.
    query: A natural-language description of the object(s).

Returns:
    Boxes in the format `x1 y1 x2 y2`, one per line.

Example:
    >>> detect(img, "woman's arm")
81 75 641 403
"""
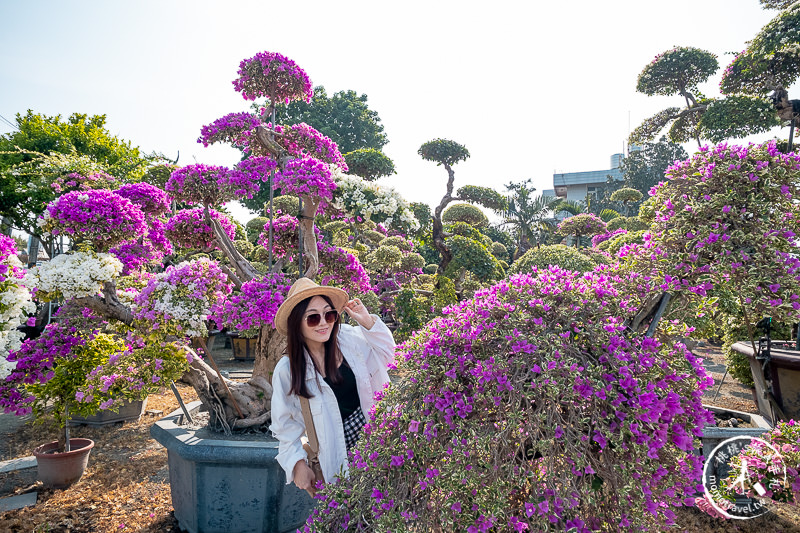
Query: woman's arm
269 359 309 485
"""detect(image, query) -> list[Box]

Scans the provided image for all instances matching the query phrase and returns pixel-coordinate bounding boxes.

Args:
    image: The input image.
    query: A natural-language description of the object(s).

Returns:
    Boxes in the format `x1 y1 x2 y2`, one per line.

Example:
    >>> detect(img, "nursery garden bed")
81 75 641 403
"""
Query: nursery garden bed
0 347 797 532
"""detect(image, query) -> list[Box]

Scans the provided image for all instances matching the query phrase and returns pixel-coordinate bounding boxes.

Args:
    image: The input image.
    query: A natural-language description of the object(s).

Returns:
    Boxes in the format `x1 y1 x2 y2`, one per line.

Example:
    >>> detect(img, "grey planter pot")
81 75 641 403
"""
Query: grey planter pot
700 404 771 460
150 401 314 533
70 398 147 427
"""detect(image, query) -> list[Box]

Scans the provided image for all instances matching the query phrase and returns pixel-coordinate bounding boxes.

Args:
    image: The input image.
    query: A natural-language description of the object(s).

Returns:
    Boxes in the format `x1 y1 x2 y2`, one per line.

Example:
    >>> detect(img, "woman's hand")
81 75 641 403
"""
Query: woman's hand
293 459 317 493
343 298 376 329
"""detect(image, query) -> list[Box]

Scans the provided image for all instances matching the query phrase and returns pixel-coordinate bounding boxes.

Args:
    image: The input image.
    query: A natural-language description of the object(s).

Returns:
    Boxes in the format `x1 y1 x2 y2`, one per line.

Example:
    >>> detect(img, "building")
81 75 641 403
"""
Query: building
542 152 631 205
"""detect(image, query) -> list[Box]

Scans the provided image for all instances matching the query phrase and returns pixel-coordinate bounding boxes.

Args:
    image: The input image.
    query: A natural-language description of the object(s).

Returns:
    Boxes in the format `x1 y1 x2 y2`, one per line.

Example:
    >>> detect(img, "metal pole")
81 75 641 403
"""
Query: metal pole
789 119 795 153
170 381 194 425
298 198 304 276
268 105 276 271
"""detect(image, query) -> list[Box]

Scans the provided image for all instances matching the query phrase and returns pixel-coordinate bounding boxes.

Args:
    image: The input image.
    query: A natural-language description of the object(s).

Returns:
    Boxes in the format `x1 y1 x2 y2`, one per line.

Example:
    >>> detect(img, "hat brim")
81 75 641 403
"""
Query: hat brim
274 284 349 336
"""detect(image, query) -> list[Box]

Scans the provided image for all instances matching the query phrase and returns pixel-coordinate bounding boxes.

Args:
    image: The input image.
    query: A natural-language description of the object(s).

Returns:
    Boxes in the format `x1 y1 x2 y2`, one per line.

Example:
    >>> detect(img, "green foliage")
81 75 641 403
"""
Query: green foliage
722 325 756 387
629 107 683 145
245 217 270 242
621 137 688 203
445 221 483 240
636 47 718 97
556 214 608 241
233 239 254 258
393 288 430 343
366 245 403 270
597 208 621 222
410 202 432 234
432 274 457 311
760 0 794 9
362 229 386 246
511 244 597 274
490 242 508 261
251 261 270 274
142 164 178 189
599 229 647 256
638 197 656 223
610 187 643 204
481 225 515 255
423 264 438 274
700 96 781 142
606 216 649 233
443 235 502 282
270 195 300 216
344 148 395 181
417 138 470 167
442 203 488 227
0 111 150 235
400 252 425 272
721 3 800 95
503 180 564 252
322 220 348 234
27 334 126 429
273 86 388 153
456 185 507 212
378 236 412 252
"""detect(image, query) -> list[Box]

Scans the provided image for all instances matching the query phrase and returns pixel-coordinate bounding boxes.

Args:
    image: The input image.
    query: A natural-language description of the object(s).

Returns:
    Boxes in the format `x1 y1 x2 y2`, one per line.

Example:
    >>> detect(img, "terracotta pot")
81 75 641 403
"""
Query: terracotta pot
33 438 95 489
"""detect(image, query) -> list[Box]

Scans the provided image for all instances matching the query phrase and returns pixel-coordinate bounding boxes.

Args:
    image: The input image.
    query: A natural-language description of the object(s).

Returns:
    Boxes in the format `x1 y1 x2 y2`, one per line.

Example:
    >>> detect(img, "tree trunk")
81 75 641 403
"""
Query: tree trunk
433 163 456 275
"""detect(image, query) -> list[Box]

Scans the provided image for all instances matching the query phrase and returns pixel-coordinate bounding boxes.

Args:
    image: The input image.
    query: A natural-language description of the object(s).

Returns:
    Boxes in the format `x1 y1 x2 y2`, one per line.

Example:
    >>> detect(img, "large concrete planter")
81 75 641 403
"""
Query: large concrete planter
700 404 771 459
732 341 800 425
150 401 313 533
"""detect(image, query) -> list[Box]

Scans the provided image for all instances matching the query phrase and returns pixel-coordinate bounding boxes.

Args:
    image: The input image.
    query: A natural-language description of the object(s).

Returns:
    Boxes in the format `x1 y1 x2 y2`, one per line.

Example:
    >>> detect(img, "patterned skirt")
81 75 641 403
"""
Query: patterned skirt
342 407 366 451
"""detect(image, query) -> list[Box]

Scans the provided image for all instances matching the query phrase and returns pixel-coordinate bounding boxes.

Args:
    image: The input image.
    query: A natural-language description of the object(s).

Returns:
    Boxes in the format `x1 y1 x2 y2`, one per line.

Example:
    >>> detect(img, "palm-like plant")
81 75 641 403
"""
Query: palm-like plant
503 180 566 254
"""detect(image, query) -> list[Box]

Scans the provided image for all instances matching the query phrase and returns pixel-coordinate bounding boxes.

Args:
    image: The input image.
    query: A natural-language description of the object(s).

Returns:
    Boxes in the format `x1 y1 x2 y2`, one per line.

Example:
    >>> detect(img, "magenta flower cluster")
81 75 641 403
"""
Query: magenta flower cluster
50 171 118 195
41 190 147 252
165 208 235 252
274 157 337 212
592 228 628 248
115 182 171 217
0 235 23 281
209 273 292 338
279 123 348 171
305 266 714 531
257 215 299 259
318 241 372 295
648 140 800 323
232 51 313 104
197 112 262 149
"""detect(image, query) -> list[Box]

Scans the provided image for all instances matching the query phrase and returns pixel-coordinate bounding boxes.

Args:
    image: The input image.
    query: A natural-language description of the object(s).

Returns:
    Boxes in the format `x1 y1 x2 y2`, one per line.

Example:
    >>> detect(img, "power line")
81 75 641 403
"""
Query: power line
0 114 18 130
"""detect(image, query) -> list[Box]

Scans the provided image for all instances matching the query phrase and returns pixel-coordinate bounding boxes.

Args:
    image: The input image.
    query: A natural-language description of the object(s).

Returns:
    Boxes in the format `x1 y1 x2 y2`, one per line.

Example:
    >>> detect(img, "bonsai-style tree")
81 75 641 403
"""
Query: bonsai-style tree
343 148 396 181
417 138 507 278
556 213 608 248
631 2 800 147
609 187 643 217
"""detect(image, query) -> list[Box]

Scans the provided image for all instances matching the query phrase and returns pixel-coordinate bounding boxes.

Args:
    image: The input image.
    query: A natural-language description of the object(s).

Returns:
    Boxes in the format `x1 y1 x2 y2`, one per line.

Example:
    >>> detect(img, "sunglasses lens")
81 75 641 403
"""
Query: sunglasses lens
325 310 338 323
305 313 321 327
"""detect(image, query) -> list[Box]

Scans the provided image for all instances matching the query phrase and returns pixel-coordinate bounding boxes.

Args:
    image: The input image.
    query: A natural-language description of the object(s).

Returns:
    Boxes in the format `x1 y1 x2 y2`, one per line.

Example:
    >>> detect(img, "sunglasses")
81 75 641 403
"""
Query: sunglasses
304 310 339 327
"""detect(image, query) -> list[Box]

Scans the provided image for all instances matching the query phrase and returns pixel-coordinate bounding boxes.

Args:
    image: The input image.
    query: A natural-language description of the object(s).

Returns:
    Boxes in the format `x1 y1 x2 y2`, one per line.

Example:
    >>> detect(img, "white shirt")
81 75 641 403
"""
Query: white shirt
270 316 396 484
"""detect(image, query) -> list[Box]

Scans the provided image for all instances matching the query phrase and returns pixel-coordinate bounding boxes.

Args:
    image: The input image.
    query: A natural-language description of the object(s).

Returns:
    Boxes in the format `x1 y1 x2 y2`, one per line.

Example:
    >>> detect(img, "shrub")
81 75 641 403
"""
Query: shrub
512 244 596 274
443 235 502 282
442 203 489 228
305 268 713 531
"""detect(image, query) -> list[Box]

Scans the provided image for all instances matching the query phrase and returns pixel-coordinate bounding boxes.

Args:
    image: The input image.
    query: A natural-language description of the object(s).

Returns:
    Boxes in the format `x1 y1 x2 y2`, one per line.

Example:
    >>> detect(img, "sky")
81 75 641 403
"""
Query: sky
0 0 789 224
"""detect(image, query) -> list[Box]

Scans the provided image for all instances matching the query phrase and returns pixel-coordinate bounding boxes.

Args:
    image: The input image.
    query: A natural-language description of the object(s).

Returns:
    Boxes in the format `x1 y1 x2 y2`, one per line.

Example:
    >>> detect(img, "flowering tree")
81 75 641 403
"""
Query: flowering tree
0 235 34 378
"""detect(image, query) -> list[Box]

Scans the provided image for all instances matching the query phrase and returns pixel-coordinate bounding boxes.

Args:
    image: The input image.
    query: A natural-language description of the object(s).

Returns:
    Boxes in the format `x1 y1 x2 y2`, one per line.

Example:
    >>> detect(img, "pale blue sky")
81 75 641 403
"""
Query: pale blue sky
0 0 787 222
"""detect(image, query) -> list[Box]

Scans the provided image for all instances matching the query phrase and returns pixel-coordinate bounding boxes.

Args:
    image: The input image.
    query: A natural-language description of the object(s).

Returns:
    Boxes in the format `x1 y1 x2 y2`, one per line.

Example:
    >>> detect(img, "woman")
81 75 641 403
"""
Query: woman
270 277 396 493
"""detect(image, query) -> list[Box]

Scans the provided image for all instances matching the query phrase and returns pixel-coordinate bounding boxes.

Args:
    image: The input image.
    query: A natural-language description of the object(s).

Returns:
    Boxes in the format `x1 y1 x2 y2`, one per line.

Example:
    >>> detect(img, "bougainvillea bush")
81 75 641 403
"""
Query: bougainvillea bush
305 267 714 532
724 419 800 505
639 141 800 360
0 235 34 374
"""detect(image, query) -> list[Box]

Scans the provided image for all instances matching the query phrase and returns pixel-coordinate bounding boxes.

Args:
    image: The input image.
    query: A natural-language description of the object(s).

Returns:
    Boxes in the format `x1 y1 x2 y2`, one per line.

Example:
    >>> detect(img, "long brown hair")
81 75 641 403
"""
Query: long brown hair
286 294 342 398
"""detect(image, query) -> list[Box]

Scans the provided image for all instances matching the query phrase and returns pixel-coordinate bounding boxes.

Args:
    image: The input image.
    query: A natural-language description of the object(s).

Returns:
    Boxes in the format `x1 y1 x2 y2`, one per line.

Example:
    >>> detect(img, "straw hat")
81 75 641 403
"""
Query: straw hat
274 277 349 336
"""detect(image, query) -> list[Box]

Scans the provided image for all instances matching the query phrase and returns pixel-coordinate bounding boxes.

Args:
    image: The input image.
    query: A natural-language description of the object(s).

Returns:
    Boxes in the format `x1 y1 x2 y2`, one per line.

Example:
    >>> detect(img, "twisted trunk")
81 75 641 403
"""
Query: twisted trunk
433 163 456 275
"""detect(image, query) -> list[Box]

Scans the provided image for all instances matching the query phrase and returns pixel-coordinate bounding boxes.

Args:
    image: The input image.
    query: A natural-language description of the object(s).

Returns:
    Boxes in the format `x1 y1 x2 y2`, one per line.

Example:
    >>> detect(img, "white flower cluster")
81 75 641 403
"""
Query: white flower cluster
26 251 123 300
332 174 420 231
144 281 210 338
0 253 35 376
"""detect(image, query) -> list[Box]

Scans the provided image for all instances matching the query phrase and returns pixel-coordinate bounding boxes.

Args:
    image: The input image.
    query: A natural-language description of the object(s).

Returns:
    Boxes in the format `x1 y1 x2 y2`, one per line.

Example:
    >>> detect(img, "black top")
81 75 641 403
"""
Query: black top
323 359 360 421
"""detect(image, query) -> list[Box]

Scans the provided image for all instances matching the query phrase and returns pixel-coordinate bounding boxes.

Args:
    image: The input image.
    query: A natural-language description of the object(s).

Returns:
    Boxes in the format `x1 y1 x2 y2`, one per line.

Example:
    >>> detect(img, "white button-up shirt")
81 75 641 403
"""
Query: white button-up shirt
270 316 396 484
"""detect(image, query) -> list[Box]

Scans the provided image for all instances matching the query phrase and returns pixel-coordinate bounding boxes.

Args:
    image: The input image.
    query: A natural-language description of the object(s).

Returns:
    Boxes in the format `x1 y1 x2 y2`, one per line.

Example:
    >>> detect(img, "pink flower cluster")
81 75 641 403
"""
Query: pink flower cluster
0 235 23 280
50 171 117 195
318 241 372 295
274 157 337 212
197 112 262 148
209 273 292 337
258 215 299 259
165 208 235 252
42 190 147 252
279 123 347 171
232 51 313 104
115 182 171 217
166 164 233 206
592 228 628 248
